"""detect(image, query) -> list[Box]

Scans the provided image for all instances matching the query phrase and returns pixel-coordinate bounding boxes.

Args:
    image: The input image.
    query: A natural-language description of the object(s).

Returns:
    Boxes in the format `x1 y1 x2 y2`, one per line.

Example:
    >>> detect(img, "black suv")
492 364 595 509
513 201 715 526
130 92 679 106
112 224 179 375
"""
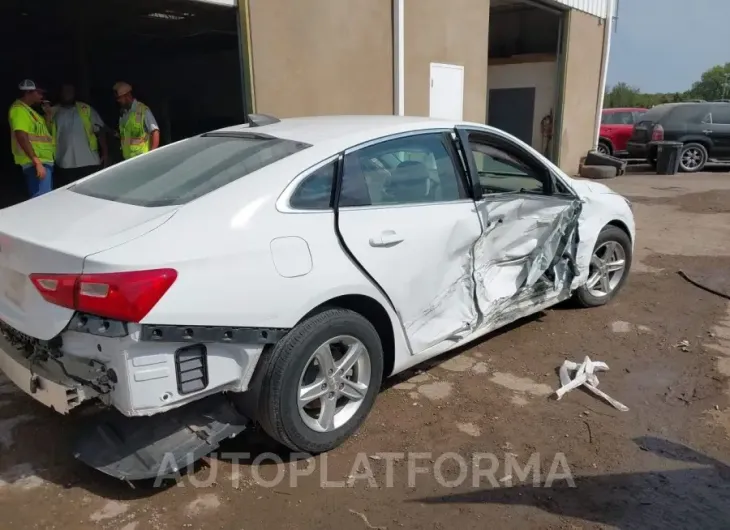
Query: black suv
627 101 730 172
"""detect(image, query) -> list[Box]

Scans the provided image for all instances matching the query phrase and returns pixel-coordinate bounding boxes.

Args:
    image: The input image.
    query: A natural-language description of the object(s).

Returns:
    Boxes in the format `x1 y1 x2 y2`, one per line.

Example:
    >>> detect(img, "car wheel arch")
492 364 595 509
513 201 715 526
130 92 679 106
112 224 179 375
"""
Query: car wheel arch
297 294 396 380
599 137 614 151
678 136 712 150
606 219 632 244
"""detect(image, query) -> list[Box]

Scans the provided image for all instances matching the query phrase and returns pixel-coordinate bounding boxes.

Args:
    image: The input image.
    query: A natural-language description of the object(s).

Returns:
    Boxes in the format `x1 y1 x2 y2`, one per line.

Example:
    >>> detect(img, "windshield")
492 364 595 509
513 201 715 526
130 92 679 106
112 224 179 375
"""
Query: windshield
71 134 310 207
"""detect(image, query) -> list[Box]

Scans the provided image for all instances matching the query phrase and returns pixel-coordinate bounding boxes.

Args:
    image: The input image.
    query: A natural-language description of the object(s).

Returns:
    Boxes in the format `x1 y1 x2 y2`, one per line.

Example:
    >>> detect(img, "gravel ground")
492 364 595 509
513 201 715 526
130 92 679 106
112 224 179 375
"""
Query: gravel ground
2 169 730 530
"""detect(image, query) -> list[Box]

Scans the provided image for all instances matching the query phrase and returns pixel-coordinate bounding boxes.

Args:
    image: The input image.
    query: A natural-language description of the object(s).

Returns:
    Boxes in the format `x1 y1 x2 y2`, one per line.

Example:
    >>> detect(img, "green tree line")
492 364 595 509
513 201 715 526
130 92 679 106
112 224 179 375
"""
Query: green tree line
605 63 730 108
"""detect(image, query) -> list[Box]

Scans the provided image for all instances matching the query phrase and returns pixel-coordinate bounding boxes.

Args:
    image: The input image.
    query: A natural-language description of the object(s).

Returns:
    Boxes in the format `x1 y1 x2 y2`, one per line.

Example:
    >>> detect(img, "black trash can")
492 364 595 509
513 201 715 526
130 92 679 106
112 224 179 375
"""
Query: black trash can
655 141 683 175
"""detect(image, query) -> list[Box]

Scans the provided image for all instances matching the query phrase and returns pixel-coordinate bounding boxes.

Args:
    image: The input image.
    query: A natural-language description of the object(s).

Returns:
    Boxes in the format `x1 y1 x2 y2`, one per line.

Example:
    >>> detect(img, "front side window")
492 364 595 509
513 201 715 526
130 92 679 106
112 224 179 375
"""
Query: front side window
72 134 310 207
469 140 545 194
340 133 467 207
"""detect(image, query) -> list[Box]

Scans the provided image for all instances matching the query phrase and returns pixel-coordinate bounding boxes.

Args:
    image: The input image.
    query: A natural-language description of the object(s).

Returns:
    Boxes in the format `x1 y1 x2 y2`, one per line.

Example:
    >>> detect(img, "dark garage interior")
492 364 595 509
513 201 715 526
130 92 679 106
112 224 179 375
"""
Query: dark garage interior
0 0 246 207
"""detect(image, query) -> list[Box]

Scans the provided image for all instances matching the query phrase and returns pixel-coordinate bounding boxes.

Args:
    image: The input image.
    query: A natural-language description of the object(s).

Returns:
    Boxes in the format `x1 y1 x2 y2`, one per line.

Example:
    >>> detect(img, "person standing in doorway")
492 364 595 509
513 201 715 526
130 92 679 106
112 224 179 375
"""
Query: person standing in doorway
52 83 108 187
8 80 55 198
113 82 160 160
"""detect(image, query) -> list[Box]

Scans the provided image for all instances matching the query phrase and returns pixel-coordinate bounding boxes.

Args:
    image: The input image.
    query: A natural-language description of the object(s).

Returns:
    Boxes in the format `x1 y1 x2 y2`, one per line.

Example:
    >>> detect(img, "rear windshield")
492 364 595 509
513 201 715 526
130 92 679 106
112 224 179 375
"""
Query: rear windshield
72 134 310 207
637 105 674 123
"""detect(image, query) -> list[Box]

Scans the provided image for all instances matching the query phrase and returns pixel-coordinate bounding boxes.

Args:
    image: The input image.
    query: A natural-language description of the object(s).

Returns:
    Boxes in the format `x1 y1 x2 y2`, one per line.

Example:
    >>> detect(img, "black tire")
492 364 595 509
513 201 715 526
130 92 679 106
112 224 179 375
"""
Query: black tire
255 308 384 453
580 165 617 180
597 140 613 156
679 143 708 173
573 226 632 308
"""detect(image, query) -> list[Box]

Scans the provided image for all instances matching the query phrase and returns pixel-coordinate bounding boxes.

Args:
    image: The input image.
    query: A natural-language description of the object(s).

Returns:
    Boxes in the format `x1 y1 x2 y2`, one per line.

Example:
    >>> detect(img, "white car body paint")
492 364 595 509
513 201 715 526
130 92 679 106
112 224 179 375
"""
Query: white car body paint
0 116 634 419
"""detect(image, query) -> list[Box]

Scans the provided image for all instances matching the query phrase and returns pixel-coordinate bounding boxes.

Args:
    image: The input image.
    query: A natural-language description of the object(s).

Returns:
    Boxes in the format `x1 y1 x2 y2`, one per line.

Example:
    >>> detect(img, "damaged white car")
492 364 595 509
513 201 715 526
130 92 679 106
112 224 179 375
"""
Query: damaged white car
0 115 634 480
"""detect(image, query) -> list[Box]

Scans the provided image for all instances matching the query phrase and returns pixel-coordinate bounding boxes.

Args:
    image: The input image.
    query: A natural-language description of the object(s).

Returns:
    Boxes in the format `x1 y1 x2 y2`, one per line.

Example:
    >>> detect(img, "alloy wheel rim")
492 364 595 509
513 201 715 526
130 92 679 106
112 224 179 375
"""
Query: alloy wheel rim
586 240 627 298
597 144 610 155
297 335 371 433
681 147 704 170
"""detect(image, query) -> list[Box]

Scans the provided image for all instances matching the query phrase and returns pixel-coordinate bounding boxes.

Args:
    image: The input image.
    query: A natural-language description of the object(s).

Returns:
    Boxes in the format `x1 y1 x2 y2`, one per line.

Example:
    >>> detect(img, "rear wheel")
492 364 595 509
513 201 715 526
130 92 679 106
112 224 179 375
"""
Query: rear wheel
574 226 632 308
255 308 383 453
679 143 708 173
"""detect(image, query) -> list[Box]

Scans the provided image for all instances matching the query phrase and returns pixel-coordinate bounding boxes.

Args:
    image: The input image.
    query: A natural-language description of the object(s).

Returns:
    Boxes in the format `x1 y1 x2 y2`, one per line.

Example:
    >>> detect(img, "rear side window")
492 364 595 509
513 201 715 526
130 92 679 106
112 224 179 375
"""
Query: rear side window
289 161 337 210
72 134 310 207
664 105 710 125
602 111 635 125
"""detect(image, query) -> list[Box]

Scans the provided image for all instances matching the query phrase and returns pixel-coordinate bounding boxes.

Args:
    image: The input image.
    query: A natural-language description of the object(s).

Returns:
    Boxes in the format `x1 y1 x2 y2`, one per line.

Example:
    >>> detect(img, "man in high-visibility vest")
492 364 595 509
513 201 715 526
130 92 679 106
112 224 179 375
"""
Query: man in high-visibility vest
113 82 160 160
52 83 109 187
8 80 55 197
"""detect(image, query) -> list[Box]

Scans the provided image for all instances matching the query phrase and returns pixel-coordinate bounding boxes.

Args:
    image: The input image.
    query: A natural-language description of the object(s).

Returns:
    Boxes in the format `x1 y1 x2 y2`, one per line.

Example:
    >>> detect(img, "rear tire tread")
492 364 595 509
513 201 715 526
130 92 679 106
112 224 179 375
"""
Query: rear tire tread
257 308 383 454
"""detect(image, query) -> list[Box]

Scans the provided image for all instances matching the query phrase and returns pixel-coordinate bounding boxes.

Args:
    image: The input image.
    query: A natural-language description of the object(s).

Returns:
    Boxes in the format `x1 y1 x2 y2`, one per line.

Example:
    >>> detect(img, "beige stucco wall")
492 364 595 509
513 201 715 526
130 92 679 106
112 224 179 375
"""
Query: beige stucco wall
558 10 605 174
404 0 490 122
487 60 558 152
247 0 393 117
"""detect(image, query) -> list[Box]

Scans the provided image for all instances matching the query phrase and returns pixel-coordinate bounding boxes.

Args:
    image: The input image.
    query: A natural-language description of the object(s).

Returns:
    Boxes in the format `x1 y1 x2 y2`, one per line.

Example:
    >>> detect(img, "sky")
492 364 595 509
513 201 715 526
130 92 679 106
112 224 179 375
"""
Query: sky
607 0 730 93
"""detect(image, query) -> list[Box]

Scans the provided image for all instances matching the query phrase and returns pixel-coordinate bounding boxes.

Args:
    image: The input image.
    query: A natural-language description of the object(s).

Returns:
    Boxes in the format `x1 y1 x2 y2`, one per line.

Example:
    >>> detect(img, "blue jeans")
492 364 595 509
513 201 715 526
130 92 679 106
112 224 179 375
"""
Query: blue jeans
22 163 54 198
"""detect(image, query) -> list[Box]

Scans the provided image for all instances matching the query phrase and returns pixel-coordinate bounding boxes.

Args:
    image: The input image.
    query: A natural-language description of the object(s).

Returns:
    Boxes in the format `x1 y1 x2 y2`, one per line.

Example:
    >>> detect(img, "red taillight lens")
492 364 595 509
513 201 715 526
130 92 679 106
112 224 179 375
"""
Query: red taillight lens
29 274 77 310
651 124 664 141
29 269 177 323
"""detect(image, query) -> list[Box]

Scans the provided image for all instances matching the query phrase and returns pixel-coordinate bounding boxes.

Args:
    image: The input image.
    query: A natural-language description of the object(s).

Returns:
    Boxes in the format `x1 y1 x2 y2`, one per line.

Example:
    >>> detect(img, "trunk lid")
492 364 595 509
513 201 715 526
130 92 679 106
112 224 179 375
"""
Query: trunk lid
0 190 177 340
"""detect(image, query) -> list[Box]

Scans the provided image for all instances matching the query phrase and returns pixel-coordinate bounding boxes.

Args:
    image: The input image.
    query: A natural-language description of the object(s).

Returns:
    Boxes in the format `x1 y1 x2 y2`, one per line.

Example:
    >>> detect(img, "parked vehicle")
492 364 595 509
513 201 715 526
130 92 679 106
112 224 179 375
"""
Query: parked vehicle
627 101 730 172
598 107 647 157
0 115 635 480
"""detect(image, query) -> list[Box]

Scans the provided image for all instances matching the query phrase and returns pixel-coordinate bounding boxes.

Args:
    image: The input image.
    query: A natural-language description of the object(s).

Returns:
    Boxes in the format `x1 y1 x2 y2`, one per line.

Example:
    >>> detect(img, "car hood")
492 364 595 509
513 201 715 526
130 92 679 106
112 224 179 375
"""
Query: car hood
566 178 616 198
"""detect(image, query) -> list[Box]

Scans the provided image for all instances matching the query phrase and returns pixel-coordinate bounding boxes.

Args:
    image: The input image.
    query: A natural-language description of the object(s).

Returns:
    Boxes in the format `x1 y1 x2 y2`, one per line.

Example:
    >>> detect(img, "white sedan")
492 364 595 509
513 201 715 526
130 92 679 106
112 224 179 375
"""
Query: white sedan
0 115 634 480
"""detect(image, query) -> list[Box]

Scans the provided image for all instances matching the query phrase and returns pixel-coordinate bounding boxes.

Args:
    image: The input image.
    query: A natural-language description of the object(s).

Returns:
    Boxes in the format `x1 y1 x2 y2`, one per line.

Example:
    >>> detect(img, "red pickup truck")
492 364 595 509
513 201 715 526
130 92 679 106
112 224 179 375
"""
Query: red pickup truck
598 107 647 157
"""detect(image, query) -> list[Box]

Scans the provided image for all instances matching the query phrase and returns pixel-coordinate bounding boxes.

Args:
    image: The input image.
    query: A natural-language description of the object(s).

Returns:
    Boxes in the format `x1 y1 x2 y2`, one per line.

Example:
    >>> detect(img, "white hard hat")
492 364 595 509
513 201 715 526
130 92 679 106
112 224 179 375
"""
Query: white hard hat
18 79 42 91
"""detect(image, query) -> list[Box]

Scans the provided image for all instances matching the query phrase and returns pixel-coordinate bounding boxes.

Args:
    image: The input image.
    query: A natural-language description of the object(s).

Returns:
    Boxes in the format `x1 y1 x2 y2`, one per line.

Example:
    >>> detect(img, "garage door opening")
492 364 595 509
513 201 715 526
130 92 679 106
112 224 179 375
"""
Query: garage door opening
0 0 245 208
487 0 564 162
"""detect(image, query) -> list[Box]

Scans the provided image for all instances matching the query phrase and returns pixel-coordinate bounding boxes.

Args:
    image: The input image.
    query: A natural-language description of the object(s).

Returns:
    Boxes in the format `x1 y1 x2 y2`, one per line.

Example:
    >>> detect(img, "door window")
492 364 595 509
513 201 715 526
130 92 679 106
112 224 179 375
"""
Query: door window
712 106 730 125
468 139 545 194
340 133 467 207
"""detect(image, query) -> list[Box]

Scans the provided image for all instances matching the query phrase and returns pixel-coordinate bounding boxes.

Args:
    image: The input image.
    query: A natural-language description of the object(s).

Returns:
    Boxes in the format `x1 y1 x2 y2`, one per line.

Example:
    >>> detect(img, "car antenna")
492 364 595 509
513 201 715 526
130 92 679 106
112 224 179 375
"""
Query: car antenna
248 114 280 127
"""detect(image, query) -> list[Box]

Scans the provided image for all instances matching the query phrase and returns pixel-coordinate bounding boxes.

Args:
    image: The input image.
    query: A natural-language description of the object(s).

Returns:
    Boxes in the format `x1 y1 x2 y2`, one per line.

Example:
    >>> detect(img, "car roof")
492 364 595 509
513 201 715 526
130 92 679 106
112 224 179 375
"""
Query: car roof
603 107 647 112
216 115 464 147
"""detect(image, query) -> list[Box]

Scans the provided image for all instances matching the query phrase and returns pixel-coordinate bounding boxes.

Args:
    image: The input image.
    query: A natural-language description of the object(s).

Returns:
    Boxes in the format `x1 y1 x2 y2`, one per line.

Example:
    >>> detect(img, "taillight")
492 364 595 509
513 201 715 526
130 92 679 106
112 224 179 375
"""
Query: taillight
651 124 664 141
29 269 177 323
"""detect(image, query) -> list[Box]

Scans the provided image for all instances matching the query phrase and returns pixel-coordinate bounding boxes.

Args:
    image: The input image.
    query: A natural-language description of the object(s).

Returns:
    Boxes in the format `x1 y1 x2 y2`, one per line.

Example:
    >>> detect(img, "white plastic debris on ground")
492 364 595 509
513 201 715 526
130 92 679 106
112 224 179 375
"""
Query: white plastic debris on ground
554 356 629 412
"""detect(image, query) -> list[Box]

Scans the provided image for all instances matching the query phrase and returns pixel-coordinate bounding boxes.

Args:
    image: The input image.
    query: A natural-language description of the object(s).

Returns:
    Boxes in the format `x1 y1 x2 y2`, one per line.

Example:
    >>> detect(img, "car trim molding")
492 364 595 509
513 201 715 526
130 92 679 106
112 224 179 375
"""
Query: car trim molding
140 325 290 345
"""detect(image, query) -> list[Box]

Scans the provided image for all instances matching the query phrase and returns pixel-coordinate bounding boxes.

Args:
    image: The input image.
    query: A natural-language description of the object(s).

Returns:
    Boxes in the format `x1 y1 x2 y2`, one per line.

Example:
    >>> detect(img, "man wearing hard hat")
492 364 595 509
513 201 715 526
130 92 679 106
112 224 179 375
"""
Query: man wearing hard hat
113 82 160 160
8 80 55 197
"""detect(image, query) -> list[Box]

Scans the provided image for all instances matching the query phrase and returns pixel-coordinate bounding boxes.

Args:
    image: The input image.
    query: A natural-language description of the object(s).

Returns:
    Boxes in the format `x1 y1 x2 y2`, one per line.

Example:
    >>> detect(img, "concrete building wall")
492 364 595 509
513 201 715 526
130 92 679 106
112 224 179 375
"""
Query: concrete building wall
247 0 393 117
487 60 558 153
558 9 605 174
404 0 491 123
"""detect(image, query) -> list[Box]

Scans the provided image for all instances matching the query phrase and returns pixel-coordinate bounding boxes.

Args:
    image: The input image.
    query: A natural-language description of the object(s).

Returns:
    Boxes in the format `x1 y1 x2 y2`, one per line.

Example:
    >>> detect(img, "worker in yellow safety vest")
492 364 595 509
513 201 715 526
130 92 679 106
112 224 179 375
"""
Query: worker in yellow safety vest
52 83 109 187
113 82 160 160
8 79 55 197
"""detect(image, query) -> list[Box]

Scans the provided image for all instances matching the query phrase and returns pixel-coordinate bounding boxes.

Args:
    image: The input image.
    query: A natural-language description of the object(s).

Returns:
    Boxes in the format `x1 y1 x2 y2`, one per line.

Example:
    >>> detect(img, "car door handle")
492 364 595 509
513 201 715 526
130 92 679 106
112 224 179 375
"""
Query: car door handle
703 129 713 134
369 230 404 248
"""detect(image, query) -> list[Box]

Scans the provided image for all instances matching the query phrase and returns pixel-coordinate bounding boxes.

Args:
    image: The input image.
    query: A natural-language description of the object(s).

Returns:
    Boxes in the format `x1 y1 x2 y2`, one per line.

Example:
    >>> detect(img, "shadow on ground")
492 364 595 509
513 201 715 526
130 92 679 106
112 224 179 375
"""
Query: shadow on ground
415 436 730 530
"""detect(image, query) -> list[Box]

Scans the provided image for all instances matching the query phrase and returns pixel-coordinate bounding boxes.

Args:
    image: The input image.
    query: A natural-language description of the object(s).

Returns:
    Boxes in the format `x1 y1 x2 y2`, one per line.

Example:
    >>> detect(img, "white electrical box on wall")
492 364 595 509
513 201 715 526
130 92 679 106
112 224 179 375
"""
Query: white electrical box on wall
429 63 465 121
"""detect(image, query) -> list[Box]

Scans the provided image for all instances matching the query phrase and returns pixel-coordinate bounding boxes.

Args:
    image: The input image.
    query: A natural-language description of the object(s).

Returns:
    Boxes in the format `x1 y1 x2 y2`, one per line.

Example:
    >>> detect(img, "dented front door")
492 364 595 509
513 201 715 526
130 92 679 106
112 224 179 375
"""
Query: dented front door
456 127 581 326
336 131 483 355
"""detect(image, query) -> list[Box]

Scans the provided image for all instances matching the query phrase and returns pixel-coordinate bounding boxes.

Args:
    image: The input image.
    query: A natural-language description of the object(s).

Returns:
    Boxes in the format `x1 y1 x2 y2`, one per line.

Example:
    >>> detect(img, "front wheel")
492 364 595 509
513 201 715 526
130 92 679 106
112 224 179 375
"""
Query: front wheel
574 226 632 308
254 308 384 453
597 141 612 156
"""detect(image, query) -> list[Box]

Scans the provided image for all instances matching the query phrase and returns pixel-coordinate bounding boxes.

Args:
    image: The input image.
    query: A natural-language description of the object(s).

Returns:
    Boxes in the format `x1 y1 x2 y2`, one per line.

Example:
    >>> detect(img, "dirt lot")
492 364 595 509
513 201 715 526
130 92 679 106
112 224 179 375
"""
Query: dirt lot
2 169 730 530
